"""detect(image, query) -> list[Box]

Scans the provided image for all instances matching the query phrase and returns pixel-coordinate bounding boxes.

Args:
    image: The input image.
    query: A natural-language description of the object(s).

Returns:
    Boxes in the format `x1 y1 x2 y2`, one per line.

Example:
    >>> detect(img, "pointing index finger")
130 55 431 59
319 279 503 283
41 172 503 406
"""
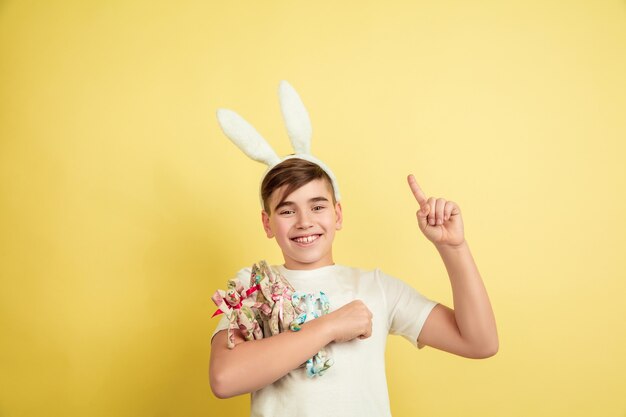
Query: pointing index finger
407 174 427 206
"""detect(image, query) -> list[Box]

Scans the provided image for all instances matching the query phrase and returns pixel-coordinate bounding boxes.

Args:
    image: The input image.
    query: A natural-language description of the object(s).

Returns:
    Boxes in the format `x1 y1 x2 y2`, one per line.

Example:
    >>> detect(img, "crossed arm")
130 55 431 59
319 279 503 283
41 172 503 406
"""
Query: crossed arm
209 299 372 398
210 321 331 399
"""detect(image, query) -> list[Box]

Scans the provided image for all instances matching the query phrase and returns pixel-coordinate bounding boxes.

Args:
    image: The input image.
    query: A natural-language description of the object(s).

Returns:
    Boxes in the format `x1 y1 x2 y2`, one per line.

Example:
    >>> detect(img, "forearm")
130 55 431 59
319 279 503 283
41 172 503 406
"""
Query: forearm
436 241 498 354
210 316 334 398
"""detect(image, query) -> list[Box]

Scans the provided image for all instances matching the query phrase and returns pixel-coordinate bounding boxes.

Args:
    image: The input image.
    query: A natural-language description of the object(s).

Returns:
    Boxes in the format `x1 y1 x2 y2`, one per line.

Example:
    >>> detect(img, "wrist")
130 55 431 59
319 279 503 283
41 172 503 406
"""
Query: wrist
435 239 468 254
302 314 336 345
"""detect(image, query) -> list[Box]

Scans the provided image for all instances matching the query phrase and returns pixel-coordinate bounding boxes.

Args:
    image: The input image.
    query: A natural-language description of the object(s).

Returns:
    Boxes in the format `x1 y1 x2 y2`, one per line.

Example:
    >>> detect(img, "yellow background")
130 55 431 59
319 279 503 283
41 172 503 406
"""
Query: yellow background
1 1 625 416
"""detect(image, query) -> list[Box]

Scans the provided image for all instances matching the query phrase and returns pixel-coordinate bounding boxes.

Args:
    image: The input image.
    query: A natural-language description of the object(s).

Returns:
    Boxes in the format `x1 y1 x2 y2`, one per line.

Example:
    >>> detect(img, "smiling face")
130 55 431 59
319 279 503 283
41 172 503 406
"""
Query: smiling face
261 178 343 270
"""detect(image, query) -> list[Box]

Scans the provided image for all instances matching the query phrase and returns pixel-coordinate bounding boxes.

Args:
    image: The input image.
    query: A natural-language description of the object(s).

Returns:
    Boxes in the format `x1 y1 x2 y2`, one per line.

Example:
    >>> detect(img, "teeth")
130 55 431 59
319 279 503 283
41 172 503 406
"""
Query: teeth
293 235 319 244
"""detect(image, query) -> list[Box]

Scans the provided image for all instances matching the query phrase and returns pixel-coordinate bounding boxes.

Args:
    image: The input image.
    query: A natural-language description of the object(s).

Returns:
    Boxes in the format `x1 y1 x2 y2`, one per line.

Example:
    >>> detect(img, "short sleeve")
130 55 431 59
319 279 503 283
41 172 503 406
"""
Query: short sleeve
377 269 438 348
210 267 253 342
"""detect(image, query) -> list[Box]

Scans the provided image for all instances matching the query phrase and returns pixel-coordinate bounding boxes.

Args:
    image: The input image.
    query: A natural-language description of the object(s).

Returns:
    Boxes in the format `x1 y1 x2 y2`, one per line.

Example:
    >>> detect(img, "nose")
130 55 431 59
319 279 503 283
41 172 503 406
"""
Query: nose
295 211 313 229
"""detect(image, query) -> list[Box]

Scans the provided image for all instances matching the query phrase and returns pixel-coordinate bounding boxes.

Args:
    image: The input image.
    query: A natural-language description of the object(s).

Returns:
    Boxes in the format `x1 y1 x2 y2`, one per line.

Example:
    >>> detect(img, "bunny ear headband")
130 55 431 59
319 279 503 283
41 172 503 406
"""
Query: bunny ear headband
216 80 340 208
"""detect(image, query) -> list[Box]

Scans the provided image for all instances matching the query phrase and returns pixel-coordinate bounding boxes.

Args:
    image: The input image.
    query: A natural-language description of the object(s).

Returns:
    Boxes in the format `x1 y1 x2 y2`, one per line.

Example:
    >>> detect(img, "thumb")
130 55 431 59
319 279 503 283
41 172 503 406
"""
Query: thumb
416 204 430 229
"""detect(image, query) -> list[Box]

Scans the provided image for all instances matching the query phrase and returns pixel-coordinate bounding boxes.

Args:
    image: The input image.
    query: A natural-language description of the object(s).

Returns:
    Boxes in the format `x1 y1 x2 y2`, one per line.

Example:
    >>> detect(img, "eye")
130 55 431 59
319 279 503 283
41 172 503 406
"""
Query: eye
279 209 295 216
312 205 326 211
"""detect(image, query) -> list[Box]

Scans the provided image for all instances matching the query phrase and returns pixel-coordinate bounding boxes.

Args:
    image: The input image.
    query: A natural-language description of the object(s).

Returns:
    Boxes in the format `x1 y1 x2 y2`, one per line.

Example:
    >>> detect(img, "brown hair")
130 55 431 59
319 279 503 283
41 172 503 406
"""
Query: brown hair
261 158 336 214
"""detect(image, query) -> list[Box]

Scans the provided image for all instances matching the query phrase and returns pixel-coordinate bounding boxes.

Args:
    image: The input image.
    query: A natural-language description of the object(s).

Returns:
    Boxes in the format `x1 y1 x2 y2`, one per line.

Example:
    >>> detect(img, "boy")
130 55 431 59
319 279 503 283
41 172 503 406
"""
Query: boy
209 157 498 416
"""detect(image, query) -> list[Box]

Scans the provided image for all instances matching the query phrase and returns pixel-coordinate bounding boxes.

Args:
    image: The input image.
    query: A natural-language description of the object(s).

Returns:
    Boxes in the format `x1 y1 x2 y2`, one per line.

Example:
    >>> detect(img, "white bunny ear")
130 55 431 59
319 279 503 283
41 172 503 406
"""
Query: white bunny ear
216 109 280 166
278 80 312 154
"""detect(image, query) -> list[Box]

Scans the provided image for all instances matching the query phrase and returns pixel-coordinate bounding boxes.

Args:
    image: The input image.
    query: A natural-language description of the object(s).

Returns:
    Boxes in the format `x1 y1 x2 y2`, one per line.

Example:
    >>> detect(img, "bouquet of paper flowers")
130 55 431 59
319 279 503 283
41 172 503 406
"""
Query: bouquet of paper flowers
211 260 334 377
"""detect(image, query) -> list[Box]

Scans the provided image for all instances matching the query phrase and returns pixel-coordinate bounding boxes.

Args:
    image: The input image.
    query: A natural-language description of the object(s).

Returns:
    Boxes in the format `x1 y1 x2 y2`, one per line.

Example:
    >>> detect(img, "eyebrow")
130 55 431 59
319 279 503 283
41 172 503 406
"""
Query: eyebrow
274 196 330 212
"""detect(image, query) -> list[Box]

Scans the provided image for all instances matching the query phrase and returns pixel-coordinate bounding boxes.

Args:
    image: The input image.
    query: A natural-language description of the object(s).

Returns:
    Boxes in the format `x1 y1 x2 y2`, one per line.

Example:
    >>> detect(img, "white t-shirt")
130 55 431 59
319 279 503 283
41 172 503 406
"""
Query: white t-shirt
211 264 438 417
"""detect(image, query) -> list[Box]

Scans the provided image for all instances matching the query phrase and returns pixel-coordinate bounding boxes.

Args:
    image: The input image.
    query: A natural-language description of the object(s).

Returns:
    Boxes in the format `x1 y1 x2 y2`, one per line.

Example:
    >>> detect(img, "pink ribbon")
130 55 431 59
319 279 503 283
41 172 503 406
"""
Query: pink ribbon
272 287 292 322
211 284 261 318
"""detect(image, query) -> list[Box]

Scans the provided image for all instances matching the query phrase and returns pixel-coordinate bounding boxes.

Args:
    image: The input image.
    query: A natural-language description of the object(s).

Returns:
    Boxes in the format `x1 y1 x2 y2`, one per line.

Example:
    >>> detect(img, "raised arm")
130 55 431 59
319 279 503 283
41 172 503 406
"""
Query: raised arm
209 300 372 398
407 175 498 359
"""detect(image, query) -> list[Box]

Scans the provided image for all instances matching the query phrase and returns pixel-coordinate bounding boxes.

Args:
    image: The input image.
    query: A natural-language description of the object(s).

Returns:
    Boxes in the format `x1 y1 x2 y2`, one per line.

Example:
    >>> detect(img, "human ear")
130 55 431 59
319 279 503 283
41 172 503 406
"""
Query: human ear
261 211 275 238
334 202 343 230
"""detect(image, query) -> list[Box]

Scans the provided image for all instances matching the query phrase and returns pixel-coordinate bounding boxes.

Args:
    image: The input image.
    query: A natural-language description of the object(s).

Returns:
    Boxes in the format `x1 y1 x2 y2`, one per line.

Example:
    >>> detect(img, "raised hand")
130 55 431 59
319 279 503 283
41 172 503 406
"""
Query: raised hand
407 174 465 248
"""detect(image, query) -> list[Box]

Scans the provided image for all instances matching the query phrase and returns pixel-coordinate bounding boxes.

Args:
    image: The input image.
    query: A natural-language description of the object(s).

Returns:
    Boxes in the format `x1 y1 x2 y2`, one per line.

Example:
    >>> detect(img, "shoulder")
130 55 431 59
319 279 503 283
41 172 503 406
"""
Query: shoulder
229 266 253 289
234 266 252 277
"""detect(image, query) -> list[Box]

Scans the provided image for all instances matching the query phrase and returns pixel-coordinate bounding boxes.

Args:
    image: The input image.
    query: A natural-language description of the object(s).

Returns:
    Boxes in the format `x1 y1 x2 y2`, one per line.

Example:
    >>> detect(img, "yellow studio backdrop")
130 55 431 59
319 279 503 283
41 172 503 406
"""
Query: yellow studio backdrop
1 1 624 416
